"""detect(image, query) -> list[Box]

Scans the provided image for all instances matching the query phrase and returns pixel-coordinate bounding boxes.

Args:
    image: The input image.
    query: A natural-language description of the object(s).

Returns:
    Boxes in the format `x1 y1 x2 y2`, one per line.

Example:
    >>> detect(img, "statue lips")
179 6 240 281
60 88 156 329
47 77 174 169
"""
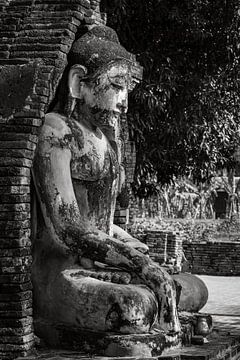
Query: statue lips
89 108 122 142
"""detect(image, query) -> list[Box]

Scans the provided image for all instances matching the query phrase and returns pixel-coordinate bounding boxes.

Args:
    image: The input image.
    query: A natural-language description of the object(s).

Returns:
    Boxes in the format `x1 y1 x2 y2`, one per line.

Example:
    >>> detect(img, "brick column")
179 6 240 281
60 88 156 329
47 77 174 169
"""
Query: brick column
0 1 106 358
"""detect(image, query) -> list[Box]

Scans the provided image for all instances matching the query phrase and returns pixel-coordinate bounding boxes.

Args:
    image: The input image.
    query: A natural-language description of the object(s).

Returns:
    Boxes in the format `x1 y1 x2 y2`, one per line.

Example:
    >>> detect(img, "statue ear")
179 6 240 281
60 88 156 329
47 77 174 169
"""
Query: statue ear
68 65 88 99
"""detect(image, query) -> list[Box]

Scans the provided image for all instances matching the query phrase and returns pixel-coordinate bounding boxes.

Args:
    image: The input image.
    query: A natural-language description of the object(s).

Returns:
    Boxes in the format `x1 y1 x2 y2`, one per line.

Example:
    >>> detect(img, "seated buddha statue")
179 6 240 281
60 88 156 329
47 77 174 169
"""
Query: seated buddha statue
31 25 180 346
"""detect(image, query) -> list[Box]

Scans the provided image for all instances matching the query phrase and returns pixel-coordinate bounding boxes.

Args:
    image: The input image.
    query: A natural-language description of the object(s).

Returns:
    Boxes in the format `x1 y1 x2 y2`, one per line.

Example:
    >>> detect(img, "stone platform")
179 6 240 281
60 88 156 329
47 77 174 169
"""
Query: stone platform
33 322 181 358
17 329 240 360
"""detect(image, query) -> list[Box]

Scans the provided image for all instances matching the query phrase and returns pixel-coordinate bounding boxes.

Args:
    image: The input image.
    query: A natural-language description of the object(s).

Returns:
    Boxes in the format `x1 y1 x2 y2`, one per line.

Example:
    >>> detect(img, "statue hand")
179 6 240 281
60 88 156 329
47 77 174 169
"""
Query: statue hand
111 224 149 254
121 237 149 254
141 262 181 334
62 226 180 334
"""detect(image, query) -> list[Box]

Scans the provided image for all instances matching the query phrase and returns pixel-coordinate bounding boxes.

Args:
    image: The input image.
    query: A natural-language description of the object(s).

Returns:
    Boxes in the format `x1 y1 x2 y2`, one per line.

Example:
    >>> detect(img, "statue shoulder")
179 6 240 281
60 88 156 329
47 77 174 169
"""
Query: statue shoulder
41 112 71 139
37 112 75 152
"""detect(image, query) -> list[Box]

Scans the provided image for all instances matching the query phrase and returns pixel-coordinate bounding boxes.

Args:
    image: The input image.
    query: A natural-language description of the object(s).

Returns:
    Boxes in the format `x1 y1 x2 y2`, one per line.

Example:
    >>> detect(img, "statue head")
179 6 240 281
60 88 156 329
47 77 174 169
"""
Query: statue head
53 26 139 136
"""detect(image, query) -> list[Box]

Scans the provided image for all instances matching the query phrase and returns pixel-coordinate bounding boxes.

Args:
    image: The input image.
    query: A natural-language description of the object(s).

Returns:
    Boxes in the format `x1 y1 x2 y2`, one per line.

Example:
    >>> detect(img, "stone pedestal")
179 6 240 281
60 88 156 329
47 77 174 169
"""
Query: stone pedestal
34 319 181 357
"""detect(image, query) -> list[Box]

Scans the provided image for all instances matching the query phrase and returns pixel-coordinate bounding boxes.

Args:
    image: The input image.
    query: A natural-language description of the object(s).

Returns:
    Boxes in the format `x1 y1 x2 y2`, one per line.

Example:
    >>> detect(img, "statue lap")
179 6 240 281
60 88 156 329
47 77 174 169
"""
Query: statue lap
32 113 158 334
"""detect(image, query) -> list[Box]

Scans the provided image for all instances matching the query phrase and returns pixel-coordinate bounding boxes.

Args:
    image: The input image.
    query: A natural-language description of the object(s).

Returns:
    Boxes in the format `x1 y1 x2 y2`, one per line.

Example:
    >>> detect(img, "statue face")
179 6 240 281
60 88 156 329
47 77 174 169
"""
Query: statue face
69 62 132 116
82 64 129 115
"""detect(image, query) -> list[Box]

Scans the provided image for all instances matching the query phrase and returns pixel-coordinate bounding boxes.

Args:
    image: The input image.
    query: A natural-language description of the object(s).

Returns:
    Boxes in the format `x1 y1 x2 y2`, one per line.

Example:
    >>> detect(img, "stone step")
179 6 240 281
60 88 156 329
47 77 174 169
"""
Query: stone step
16 330 240 360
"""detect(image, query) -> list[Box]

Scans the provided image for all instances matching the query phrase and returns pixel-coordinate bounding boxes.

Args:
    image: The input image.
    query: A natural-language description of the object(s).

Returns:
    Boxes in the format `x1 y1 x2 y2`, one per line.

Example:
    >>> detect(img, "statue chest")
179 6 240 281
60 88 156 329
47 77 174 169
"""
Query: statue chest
68 120 118 181
67 119 119 233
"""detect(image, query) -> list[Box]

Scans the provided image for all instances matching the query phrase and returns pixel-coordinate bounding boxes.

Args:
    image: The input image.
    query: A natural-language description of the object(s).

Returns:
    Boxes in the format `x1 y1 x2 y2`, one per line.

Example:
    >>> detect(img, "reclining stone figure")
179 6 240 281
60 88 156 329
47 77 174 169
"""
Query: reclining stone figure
32 25 181 345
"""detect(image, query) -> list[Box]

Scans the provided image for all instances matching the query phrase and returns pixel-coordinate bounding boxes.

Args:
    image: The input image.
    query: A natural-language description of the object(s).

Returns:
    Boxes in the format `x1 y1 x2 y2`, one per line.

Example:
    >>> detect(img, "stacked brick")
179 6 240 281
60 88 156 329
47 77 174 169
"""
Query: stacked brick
183 241 240 275
0 1 105 358
114 208 129 229
0 62 45 360
125 140 137 224
144 230 184 266
166 231 184 267
113 64 142 229
146 230 168 264
114 114 137 229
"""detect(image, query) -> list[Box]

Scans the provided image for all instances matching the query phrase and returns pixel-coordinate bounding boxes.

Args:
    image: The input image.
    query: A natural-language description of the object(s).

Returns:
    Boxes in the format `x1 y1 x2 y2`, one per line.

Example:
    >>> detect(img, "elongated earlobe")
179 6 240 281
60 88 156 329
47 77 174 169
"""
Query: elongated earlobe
68 65 88 99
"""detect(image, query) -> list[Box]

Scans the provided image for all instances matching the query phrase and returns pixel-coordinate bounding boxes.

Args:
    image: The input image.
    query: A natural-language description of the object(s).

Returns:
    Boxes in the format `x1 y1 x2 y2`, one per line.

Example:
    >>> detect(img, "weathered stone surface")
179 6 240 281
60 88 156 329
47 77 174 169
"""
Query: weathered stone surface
0 219 30 230
14 329 240 360
0 307 33 318
0 210 30 220
0 158 32 168
0 291 32 302
172 273 208 312
0 133 38 142
0 341 34 352
0 247 31 257
0 186 30 194
0 227 31 240
0 237 31 249
0 193 30 203
184 241 240 275
0 273 31 284
0 263 31 274
0 299 32 310
0 202 30 211
0 282 32 294
0 325 33 337
0 64 37 117
0 262 31 274
0 141 36 151
0 149 35 160
35 321 173 357
3 118 42 126
0 166 30 177
0 333 34 345
0 352 28 360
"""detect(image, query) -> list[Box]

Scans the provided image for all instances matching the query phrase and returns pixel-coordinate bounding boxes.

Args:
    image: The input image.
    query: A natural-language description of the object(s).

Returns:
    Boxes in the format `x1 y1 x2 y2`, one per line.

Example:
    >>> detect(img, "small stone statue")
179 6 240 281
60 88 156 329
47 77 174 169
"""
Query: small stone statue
32 26 180 344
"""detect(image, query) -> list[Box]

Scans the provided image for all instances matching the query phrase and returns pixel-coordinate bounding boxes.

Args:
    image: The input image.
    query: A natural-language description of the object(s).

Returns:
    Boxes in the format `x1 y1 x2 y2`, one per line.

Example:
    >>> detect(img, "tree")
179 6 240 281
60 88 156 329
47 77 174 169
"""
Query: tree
104 0 240 197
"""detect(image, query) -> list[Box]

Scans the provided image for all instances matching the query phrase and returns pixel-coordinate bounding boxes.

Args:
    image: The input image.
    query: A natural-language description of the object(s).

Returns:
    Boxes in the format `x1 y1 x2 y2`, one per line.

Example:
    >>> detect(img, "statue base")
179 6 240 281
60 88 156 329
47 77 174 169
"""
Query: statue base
34 319 181 357
16 329 240 360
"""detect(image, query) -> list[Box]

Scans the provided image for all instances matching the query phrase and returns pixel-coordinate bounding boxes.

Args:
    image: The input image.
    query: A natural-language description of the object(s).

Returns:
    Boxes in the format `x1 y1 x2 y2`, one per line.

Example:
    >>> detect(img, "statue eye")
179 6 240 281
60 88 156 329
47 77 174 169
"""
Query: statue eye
108 74 128 90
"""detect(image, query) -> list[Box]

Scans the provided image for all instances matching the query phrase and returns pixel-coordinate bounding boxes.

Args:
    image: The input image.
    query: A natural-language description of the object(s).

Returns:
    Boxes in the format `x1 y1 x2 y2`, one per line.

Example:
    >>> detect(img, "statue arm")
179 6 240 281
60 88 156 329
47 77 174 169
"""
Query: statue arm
33 114 85 250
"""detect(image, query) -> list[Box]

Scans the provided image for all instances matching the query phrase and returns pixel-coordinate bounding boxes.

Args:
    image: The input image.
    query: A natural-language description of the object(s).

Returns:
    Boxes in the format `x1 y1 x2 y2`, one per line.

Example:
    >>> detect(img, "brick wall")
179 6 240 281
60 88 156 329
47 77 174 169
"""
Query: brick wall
131 229 184 268
183 241 240 275
146 230 184 268
114 114 137 229
0 1 105 359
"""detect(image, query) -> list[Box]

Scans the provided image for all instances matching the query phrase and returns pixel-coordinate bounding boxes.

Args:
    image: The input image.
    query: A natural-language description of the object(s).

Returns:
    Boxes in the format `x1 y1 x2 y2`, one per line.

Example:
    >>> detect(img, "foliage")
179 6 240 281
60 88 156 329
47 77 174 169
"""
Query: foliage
133 177 218 219
131 174 240 220
105 0 240 197
159 178 217 219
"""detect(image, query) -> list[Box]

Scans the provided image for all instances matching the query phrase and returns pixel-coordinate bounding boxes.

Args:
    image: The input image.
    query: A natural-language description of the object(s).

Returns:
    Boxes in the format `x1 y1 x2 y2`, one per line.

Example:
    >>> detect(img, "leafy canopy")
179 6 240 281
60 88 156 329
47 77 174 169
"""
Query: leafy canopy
104 0 240 197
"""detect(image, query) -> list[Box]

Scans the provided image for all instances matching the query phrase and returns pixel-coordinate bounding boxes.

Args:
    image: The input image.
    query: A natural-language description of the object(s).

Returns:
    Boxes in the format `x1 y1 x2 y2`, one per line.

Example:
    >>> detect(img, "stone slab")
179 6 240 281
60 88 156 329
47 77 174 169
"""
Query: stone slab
159 330 240 360
34 320 180 358
16 330 240 360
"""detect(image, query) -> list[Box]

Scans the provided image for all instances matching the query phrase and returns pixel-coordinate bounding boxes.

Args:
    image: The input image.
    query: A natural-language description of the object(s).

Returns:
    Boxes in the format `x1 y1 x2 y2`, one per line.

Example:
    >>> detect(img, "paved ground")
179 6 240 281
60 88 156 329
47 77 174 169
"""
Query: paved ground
198 275 240 334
